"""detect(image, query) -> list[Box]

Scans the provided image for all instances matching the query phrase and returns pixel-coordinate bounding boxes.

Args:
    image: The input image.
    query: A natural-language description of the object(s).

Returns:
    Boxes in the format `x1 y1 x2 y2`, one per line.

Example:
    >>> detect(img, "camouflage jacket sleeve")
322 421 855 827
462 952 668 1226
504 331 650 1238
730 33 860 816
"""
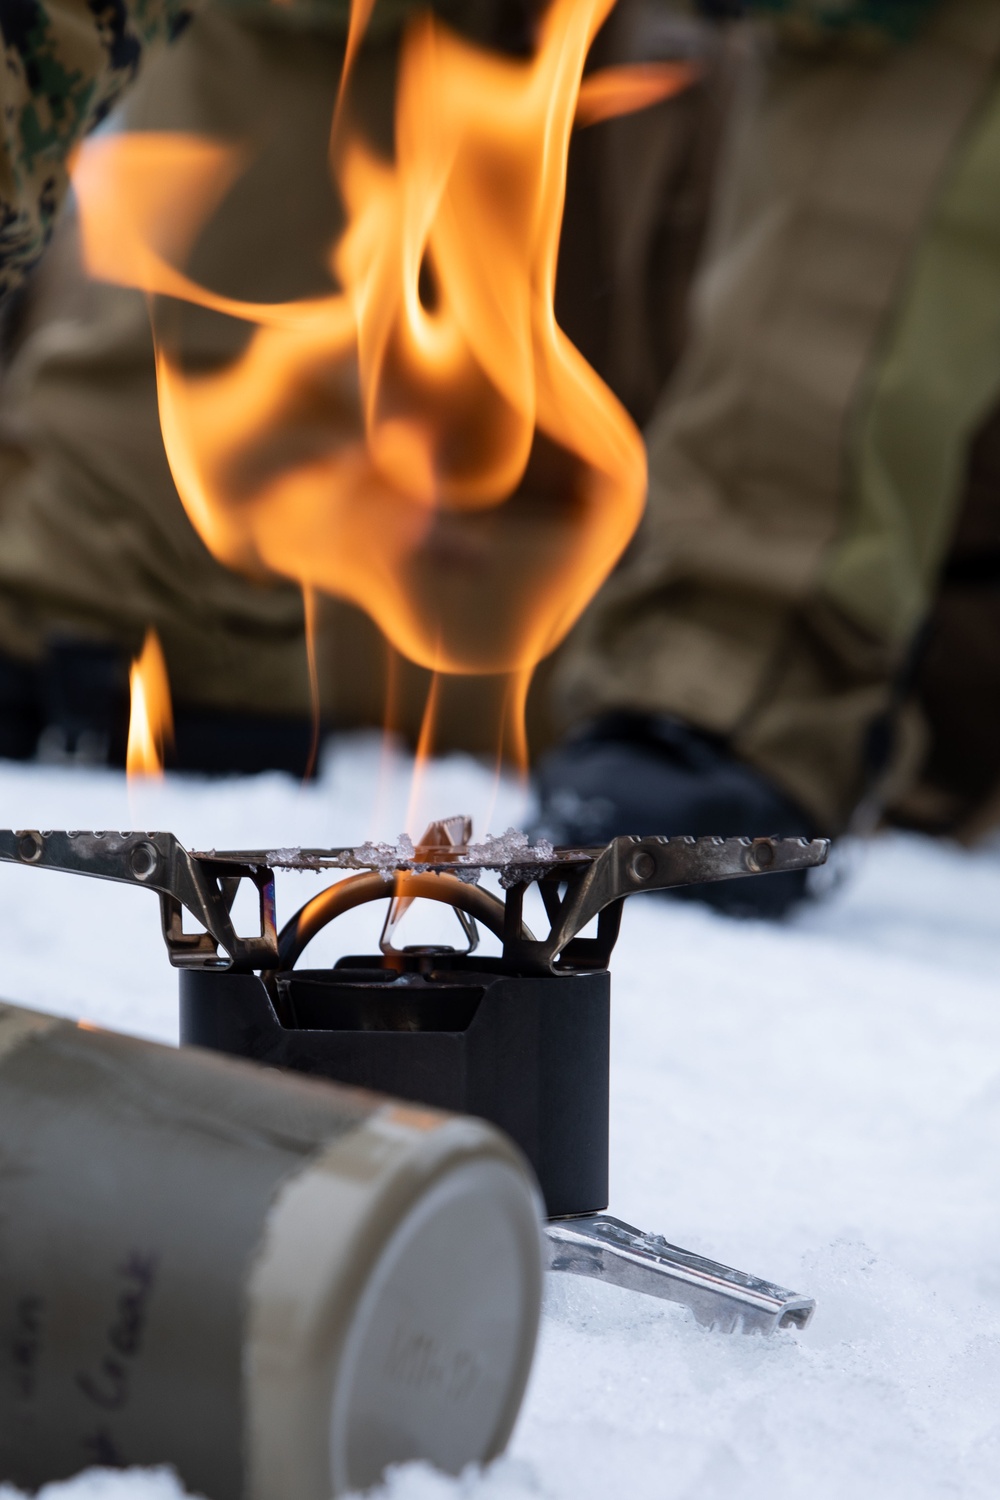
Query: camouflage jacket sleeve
0 0 192 298
699 1 940 45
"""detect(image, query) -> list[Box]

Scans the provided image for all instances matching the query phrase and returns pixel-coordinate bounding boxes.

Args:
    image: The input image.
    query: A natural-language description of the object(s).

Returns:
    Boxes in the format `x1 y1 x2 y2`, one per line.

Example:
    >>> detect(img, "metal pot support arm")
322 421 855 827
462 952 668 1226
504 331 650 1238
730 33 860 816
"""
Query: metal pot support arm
0 829 828 973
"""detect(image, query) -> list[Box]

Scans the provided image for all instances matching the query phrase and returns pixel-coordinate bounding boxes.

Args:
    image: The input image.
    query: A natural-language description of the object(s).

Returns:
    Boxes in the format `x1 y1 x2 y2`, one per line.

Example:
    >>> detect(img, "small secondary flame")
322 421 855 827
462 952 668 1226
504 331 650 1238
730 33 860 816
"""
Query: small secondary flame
76 1 691 779
575 60 697 128
127 629 174 778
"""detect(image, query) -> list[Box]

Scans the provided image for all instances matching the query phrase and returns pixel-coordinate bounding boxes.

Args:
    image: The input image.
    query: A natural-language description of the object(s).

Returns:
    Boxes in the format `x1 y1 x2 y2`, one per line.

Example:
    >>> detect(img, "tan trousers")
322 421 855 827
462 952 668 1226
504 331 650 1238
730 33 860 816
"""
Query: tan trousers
556 0 1000 831
0 5 355 719
5 0 998 819
0 0 727 751
0 0 728 750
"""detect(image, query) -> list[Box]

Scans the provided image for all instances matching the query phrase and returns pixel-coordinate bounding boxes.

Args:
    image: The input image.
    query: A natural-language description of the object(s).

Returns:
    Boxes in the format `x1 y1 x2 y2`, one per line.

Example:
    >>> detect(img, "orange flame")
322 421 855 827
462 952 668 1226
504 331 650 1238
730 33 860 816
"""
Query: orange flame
127 628 174 778
575 61 698 128
75 0 662 769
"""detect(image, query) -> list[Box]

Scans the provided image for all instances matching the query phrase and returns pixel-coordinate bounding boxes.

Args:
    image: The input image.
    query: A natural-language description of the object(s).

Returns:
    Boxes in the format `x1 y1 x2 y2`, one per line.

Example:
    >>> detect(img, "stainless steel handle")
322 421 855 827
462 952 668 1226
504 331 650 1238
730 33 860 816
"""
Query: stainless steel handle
546 1214 815 1335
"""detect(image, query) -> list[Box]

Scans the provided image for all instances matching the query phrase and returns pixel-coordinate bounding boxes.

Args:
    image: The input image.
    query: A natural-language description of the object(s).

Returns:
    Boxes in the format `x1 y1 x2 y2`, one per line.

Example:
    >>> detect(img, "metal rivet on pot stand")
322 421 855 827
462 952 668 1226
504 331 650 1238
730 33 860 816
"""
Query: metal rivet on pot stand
0 822 828 1334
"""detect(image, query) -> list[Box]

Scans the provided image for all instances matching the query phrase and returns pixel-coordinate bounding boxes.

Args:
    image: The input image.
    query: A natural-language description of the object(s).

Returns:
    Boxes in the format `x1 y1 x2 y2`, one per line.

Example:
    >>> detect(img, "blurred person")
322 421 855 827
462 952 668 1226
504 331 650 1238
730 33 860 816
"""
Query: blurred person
535 0 1000 915
0 0 734 770
0 0 367 769
3 0 997 918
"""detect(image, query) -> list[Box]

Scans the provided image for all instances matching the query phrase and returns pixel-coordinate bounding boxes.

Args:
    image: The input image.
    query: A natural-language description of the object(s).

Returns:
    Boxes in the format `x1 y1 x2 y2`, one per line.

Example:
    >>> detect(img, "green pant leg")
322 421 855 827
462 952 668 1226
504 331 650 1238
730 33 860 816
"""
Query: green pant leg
554 0 1000 831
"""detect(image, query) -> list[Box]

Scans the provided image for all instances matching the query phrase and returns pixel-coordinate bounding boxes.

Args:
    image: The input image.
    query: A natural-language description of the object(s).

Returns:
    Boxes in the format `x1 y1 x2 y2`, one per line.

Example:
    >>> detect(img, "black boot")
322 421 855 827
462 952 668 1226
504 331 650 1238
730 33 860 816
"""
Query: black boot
0 652 42 760
532 713 821 918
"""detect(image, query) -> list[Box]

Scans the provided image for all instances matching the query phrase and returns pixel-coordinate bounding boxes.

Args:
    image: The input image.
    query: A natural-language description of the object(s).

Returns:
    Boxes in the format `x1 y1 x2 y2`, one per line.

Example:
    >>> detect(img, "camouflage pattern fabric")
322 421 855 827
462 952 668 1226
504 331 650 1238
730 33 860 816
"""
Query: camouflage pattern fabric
0 0 195 297
744 0 940 44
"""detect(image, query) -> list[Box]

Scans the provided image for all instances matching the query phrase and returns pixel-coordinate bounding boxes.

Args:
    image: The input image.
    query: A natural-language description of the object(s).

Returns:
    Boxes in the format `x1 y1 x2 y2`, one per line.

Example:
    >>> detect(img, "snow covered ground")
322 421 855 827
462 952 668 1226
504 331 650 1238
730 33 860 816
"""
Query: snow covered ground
2 735 999 1500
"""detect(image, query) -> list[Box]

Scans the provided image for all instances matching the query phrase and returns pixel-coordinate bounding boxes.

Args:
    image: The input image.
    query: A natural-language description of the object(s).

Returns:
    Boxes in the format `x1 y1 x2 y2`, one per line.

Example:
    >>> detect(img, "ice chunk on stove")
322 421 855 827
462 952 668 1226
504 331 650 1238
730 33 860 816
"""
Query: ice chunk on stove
461 827 556 887
351 833 416 880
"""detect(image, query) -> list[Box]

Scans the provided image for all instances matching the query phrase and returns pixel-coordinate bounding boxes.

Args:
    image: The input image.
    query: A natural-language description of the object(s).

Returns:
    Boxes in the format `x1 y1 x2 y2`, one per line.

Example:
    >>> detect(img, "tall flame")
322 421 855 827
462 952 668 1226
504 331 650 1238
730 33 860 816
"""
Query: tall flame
74 1 686 769
127 628 174 778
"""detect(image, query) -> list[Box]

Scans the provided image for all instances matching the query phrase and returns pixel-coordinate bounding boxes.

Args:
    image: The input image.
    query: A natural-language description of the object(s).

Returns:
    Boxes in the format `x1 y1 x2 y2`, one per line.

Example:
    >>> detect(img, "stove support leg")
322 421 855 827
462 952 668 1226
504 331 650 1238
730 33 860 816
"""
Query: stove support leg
546 1215 815 1335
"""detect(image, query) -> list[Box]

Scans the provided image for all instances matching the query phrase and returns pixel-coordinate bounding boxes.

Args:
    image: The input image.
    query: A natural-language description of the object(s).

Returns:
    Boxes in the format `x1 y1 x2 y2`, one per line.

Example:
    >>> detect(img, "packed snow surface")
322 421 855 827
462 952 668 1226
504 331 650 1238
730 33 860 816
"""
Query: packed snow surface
2 735 999 1500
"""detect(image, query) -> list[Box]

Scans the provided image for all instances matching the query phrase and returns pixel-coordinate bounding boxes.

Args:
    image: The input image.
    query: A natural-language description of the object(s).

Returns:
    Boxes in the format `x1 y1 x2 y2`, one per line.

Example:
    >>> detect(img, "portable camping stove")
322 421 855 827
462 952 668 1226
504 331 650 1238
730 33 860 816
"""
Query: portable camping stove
0 821 828 1334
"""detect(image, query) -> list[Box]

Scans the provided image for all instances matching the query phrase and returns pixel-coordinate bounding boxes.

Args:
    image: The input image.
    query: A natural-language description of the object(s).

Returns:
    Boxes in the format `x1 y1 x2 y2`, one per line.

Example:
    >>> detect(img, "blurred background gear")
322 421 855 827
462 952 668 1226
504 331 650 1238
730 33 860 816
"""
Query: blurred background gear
545 0 1000 907
0 635 318 773
887 398 1000 843
5 0 1000 922
732 0 940 46
532 712 815 917
0 0 734 771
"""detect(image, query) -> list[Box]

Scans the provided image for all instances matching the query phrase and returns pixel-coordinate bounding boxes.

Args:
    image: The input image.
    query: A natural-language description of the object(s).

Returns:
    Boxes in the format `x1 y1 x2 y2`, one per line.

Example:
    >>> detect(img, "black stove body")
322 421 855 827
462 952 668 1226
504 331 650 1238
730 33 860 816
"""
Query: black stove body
182 956 609 1219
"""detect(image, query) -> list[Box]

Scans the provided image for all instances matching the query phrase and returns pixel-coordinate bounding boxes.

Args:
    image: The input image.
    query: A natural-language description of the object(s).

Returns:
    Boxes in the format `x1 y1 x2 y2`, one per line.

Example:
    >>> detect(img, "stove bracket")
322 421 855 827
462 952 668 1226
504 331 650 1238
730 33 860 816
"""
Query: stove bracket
0 829 828 973
0 830 277 971
501 834 828 971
